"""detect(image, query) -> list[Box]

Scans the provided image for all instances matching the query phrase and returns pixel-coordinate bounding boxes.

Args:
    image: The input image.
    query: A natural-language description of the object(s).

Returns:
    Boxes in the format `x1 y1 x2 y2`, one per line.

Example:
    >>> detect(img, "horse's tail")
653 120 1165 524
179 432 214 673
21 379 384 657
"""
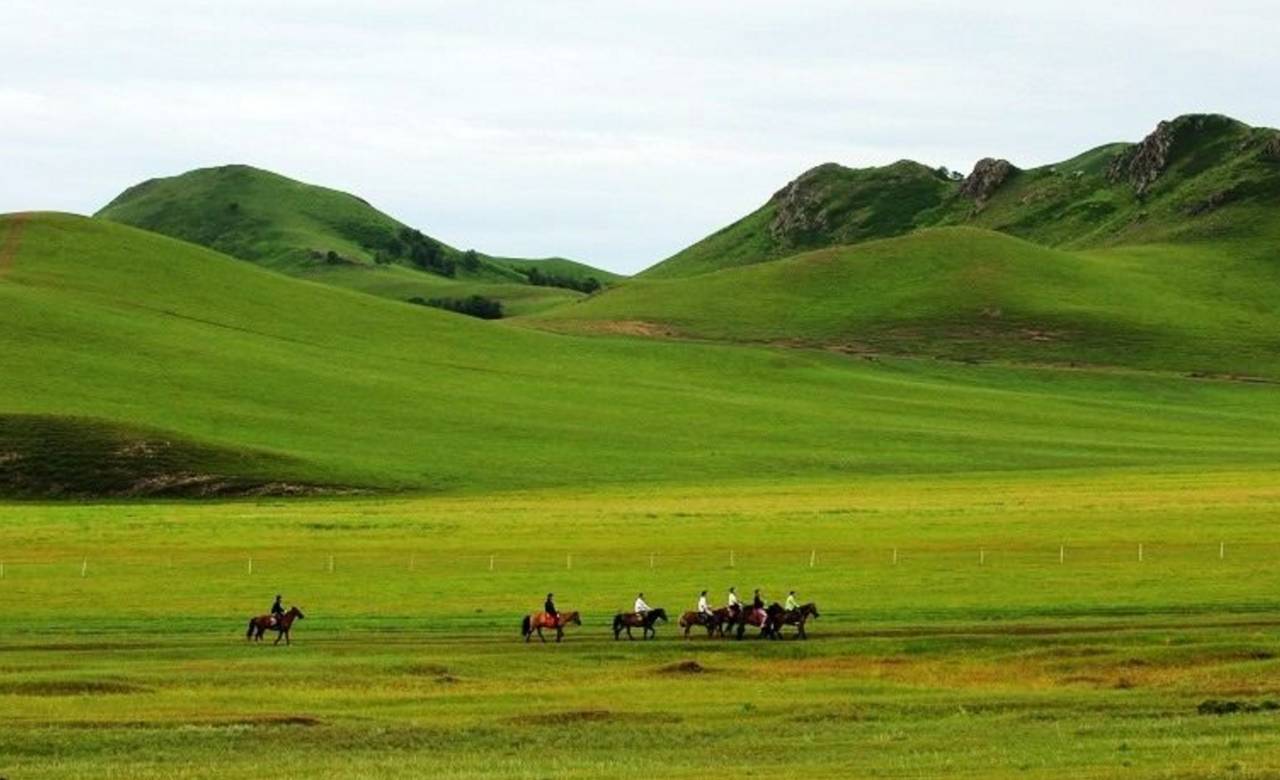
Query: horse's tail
246 618 255 640
612 614 622 631
521 615 532 637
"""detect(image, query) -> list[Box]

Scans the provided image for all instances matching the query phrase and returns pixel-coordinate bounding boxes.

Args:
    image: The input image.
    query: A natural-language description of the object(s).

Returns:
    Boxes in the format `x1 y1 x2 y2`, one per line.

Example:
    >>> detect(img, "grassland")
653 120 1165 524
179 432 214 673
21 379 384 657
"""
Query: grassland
5 470 1280 777
531 227 1280 377
8 212 1280 496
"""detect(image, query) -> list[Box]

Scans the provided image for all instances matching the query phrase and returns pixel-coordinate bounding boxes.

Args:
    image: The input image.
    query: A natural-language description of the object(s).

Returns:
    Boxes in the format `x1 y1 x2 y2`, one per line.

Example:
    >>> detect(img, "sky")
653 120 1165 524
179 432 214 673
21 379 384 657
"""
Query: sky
3 1 1278 274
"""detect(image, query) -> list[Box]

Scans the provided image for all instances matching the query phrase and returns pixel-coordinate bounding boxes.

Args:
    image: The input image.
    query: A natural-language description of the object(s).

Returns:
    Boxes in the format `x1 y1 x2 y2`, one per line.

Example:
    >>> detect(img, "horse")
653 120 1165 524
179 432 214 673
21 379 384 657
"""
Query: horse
678 608 727 638
730 604 781 640
773 602 820 639
246 606 305 645
521 611 581 643
612 608 668 640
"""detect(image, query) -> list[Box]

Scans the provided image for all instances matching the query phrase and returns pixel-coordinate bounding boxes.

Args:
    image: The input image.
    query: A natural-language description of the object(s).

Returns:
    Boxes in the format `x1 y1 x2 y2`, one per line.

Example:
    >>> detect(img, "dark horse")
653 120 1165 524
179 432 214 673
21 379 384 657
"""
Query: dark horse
773 602 820 639
246 606 305 645
678 608 729 638
522 611 581 643
729 604 782 640
613 608 668 640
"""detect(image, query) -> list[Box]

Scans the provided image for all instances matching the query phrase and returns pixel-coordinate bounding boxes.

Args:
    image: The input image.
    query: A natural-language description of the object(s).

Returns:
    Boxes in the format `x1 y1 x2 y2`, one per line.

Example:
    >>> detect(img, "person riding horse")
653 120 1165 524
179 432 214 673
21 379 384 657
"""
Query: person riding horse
634 592 652 617
544 593 557 619
697 590 712 620
752 589 766 622
727 587 742 619
785 590 799 612
270 594 285 628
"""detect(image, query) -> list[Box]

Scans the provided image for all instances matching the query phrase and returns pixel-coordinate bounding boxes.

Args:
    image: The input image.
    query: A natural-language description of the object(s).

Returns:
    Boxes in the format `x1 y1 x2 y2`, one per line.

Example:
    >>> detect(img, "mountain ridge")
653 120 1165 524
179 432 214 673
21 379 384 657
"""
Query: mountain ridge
641 113 1280 278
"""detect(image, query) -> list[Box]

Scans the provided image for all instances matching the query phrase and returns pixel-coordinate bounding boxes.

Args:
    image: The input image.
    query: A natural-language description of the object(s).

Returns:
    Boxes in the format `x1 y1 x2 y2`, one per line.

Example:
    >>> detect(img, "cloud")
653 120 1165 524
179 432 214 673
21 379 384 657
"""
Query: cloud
2 0 1278 272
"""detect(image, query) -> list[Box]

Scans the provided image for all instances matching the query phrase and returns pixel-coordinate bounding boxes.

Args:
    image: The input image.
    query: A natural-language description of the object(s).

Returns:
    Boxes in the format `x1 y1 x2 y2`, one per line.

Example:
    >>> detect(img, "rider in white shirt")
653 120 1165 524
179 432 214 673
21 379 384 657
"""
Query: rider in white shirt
697 590 712 616
634 592 652 616
727 587 742 618
785 590 799 611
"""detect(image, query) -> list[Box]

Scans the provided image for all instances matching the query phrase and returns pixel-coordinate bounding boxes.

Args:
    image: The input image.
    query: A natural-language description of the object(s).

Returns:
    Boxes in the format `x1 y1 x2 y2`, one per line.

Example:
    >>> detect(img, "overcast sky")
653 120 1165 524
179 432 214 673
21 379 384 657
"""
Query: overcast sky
3 1 1277 273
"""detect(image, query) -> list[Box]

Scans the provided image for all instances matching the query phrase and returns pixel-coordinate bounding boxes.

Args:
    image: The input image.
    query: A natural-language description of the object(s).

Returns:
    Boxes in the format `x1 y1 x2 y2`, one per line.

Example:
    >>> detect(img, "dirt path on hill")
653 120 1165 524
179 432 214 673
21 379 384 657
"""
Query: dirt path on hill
0 212 31 279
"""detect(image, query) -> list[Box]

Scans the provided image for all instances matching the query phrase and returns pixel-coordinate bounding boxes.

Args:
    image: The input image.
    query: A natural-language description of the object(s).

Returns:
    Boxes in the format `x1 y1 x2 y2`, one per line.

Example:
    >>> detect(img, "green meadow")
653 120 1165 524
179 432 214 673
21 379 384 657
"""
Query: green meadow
5 472 1280 778
5 112 1280 777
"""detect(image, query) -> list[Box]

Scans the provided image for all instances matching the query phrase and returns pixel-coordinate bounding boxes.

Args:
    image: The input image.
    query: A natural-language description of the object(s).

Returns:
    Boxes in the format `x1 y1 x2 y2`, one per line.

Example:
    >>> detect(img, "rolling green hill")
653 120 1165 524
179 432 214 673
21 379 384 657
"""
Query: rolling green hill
531 226 1280 377
95 164 620 315
643 114 1280 279
4 212 1280 496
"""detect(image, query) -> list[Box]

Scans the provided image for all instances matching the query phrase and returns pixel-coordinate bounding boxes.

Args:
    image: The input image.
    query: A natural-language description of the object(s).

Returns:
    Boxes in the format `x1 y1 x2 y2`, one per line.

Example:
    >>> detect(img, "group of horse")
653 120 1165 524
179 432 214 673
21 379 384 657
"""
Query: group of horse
521 601 820 643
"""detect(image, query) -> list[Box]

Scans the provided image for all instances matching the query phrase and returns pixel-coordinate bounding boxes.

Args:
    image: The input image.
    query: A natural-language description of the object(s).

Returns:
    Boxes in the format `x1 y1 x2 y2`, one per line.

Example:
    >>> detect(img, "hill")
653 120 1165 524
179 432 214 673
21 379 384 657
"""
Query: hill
532 226 1280 377
96 164 620 315
4 212 1279 496
643 114 1280 279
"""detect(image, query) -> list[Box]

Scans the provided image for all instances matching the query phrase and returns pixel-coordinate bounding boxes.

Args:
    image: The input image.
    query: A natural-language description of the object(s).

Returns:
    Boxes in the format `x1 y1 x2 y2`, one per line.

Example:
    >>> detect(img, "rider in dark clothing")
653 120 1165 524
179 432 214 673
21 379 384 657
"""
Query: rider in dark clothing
270 594 285 627
544 593 558 618
752 589 765 611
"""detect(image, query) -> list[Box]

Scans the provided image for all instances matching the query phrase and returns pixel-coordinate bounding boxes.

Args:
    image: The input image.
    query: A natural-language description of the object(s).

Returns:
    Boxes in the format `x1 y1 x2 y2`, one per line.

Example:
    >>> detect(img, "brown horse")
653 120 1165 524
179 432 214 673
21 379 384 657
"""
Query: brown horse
729 604 781 640
246 606 305 645
773 602 820 639
612 608 668 640
522 611 581 643
678 608 728 638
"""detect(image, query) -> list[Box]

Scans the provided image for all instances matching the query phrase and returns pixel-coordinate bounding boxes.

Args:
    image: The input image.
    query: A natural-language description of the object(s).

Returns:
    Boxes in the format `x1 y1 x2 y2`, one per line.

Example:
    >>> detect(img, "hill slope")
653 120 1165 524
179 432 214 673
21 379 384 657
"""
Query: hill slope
96 165 620 315
4 212 1280 496
533 226 1280 377
644 114 1280 279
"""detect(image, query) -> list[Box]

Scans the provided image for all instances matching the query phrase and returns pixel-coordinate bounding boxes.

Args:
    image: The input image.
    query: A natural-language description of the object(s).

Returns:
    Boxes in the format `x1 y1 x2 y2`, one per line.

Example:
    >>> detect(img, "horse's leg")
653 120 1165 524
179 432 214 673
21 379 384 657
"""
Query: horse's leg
537 626 546 643
555 626 563 643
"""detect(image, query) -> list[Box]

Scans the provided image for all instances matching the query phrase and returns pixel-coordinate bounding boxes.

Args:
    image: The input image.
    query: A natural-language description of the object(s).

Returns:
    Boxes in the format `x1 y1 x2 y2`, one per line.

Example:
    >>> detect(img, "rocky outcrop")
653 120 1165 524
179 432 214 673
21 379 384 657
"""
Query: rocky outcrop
1108 115 1241 196
1107 120 1177 196
959 158 1016 204
1262 133 1280 162
768 163 840 243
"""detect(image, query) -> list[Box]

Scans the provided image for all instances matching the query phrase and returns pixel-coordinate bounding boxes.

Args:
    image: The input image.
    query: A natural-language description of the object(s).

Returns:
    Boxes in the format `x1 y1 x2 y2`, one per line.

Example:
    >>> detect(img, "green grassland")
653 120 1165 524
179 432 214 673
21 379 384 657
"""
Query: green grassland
8 212 1280 497
95 164 620 313
531 227 1280 377
5 471 1280 777
7 114 1280 778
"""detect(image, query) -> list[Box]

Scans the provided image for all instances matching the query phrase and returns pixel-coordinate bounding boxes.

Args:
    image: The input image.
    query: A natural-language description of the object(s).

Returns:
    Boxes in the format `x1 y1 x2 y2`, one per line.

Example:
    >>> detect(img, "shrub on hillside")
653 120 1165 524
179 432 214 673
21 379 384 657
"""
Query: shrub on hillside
521 266 602 293
407 295 503 320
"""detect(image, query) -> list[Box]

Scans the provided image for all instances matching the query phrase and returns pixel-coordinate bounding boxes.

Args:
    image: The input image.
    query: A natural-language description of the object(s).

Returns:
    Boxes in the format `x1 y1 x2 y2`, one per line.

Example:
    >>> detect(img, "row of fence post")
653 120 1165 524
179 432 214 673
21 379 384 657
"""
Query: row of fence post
0 544 1247 578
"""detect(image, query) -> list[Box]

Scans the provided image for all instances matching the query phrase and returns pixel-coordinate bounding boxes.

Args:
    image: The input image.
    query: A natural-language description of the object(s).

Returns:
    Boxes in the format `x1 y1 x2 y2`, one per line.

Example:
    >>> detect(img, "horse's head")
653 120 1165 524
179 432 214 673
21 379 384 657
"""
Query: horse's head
289 606 305 620
566 611 582 626
805 603 819 619
652 608 668 623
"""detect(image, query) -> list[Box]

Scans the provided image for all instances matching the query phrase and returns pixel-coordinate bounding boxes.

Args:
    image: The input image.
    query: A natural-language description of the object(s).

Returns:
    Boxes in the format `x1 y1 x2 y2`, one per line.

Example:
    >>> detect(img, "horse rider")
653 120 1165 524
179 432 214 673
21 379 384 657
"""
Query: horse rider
785 590 800 612
634 592 652 618
544 593 558 621
727 586 742 619
270 594 285 627
697 590 713 621
752 589 766 623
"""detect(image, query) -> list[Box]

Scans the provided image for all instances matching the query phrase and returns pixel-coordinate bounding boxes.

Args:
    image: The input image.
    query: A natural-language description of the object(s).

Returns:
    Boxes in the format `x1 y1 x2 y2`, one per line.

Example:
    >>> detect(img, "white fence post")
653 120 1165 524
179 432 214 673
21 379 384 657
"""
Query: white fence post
729 549 735 568
489 555 494 572
81 558 87 578
1220 542 1225 560
650 553 655 569
566 554 572 570
892 547 898 565
1138 544 1144 562
328 555 334 574
980 549 986 566
1059 545 1065 564
810 549 816 568
248 556 253 576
